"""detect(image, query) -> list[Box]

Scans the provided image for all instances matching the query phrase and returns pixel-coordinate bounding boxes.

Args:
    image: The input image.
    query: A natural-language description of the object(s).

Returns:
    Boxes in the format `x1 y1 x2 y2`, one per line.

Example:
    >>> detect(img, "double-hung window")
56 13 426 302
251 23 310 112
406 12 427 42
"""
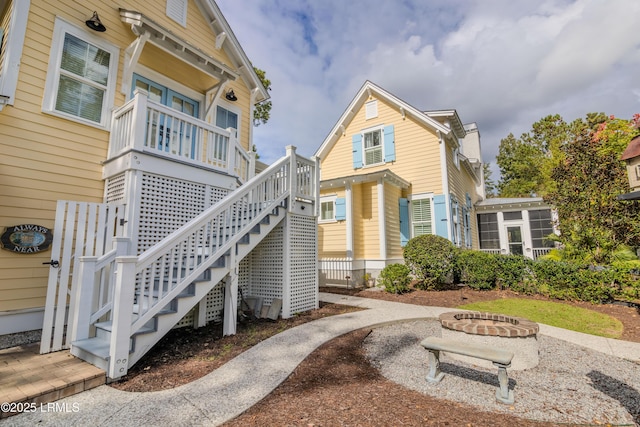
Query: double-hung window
320 197 336 222
352 125 395 168
363 128 383 166
43 18 119 128
411 196 433 237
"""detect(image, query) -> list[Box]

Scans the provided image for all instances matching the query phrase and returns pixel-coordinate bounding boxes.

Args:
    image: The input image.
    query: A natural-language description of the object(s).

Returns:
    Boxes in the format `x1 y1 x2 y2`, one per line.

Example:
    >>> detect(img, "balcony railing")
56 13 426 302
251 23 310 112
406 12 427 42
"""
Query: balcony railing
108 89 254 182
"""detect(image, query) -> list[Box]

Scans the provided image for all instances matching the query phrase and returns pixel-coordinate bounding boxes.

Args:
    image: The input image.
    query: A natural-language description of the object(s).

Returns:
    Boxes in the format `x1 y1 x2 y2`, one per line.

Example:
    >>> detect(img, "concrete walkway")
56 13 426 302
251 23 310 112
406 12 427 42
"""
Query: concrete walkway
4 293 640 426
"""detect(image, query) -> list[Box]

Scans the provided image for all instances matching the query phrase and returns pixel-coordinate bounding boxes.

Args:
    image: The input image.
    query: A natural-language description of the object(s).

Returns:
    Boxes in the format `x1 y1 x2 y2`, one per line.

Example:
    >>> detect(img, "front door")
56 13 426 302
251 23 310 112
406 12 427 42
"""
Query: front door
506 225 524 255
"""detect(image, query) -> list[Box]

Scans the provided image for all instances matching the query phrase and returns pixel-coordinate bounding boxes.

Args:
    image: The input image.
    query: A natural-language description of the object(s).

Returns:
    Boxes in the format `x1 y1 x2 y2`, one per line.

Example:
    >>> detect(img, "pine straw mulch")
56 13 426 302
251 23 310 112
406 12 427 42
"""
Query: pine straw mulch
110 286 640 426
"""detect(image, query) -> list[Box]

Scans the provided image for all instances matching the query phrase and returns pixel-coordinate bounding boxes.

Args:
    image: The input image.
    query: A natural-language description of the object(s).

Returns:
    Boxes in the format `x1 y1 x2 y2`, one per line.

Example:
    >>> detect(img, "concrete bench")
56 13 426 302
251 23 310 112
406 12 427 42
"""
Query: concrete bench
420 336 515 404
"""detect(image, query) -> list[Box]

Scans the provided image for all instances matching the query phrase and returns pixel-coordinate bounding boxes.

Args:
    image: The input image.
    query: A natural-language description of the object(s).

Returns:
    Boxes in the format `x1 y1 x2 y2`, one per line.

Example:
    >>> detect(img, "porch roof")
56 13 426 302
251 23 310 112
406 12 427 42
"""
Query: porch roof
475 197 550 212
320 169 410 190
119 9 239 83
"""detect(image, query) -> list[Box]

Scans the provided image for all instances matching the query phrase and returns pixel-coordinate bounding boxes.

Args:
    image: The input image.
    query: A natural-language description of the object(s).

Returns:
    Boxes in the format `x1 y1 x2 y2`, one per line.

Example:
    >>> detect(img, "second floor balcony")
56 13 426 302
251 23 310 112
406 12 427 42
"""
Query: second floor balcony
106 89 254 183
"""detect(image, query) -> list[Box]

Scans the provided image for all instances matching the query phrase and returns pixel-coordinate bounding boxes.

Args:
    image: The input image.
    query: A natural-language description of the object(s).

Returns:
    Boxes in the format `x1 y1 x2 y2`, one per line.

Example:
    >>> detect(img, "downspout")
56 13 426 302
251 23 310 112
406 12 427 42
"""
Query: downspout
438 130 452 241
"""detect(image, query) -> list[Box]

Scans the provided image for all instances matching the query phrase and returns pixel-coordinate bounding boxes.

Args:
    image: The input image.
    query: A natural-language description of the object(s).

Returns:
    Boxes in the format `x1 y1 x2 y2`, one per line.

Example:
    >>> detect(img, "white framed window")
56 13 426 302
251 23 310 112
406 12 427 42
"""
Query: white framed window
451 197 460 246
409 194 434 237
452 146 460 169
363 127 383 166
166 0 188 27
215 101 241 140
42 18 119 129
319 195 337 222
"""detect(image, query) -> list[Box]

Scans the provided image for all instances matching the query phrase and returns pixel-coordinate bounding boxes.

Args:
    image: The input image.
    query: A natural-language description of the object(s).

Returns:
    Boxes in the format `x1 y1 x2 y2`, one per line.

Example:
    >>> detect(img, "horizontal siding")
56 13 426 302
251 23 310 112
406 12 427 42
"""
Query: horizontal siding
385 183 402 259
355 182 380 259
0 0 257 313
318 188 346 257
320 95 443 195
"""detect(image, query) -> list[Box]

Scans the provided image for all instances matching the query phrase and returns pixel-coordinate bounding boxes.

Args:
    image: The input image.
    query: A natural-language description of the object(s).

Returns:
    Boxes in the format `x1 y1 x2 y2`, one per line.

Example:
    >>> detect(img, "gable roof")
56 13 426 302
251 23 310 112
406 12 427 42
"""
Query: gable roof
315 81 451 160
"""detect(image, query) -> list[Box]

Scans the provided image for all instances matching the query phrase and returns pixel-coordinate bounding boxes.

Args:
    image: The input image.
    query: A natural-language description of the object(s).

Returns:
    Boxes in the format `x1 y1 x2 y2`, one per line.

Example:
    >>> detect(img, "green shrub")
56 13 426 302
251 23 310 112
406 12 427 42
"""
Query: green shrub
455 250 498 290
403 235 456 289
495 254 535 293
379 263 411 294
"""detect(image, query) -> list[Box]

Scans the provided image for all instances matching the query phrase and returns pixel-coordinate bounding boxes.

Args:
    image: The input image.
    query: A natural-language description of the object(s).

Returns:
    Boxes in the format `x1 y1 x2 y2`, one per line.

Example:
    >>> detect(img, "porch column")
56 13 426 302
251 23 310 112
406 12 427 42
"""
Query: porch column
377 178 386 259
223 252 238 336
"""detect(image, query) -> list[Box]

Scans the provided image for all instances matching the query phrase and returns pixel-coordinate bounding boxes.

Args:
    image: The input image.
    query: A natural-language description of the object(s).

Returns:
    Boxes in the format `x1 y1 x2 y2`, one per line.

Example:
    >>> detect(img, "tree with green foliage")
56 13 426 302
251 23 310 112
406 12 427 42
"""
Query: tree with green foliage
544 114 640 264
496 114 578 197
482 163 497 197
253 67 272 126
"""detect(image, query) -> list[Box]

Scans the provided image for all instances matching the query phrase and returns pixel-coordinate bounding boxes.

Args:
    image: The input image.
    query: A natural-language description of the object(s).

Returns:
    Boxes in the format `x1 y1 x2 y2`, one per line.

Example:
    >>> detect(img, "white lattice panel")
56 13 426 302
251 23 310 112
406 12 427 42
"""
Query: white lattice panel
105 173 126 203
137 173 207 253
247 223 284 305
287 214 318 314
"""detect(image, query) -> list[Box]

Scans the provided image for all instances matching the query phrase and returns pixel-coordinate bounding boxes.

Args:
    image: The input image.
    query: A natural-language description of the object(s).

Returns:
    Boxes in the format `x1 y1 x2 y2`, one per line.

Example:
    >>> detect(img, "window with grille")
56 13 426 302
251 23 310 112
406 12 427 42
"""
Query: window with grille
528 209 555 248
477 213 500 249
363 129 383 165
43 18 119 128
319 196 337 222
411 198 433 237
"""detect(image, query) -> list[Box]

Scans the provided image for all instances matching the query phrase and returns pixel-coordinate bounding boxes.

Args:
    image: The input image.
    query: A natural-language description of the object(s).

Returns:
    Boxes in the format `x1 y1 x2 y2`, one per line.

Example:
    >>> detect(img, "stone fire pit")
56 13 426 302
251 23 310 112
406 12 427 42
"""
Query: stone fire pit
439 311 540 370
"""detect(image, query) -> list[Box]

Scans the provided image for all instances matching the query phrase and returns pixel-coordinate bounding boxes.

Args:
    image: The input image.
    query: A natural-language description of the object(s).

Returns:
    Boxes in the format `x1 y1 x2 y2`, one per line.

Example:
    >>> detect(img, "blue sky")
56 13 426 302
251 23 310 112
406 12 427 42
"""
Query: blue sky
217 0 640 174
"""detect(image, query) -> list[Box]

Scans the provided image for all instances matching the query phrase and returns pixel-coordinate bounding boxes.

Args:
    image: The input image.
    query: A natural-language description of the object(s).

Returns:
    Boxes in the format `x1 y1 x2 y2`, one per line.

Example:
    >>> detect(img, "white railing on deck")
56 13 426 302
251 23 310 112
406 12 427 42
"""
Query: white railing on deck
72 146 317 378
109 89 253 182
479 247 552 260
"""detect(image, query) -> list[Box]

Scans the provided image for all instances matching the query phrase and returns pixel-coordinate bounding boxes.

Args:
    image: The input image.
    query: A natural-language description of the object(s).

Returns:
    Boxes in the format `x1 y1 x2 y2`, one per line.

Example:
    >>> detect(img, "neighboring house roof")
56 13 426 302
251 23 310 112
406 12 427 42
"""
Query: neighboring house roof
621 135 640 161
314 80 451 160
475 197 550 212
320 169 410 190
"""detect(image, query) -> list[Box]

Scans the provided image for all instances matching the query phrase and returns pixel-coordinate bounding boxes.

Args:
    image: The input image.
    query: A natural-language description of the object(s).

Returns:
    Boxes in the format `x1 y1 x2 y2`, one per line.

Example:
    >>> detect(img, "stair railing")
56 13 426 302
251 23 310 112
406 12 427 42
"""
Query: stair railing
104 146 313 377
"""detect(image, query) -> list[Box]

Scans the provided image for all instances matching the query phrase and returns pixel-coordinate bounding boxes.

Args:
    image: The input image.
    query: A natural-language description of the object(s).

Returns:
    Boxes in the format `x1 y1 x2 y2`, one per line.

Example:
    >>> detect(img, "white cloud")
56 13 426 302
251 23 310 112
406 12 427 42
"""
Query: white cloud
217 0 640 173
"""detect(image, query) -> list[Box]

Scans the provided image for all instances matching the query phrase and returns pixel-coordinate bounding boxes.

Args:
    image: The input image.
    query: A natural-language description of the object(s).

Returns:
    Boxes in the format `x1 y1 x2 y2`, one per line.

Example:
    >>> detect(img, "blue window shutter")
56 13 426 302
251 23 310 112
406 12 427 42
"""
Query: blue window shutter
399 198 410 246
383 125 395 162
352 134 363 169
433 195 448 238
335 198 346 220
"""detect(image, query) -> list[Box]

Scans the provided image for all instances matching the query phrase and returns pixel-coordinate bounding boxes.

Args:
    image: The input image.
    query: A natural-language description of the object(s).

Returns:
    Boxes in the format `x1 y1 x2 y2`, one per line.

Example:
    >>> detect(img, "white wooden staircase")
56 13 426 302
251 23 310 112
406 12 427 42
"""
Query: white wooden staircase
66 148 317 379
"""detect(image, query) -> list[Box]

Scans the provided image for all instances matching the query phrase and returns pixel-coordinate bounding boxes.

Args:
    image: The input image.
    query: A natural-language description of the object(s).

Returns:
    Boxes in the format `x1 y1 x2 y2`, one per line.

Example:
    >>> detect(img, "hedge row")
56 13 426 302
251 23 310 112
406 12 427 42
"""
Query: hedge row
387 234 640 304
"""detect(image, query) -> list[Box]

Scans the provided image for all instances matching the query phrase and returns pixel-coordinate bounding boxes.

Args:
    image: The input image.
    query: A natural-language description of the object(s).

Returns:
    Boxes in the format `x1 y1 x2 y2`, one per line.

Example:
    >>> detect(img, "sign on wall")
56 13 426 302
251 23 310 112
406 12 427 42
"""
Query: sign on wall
1 224 53 254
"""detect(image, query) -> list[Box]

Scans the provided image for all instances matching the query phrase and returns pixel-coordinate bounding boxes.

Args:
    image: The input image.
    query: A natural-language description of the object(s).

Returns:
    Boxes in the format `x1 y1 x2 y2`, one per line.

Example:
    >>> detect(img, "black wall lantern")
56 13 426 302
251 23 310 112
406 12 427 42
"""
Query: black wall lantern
225 89 238 102
86 11 106 32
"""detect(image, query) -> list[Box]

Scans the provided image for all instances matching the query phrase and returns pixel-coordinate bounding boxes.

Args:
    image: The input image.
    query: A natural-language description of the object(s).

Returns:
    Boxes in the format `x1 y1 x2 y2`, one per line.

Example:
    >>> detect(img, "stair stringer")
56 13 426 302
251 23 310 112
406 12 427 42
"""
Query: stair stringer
126 208 287 369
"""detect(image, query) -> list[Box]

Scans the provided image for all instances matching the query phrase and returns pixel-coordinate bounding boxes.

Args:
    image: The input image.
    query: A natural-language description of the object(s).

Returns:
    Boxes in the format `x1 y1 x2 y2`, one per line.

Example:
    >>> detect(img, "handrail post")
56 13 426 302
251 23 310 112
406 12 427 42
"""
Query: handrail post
286 145 297 212
227 128 236 176
131 89 148 152
69 255 98 343
109 255 137 379
248 150 256 181
312 155 321 217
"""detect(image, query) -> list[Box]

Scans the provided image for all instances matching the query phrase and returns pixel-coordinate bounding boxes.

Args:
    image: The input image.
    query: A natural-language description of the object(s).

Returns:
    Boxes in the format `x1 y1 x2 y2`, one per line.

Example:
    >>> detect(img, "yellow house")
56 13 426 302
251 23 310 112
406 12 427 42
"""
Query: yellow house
314 81 484 286
0 0 318 379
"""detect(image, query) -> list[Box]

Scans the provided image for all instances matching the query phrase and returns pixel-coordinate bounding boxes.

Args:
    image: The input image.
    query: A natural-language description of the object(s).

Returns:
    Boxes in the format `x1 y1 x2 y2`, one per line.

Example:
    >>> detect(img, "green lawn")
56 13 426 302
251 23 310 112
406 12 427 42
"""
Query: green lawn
458 298 623 339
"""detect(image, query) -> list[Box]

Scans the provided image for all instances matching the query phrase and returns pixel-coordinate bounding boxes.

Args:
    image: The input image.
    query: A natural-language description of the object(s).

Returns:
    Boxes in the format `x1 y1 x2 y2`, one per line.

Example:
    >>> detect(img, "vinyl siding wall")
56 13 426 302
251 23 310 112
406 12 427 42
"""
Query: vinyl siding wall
0 0 253 312
318 188 347 258
320 96 443 195
384 183 403 259
446 145 480 249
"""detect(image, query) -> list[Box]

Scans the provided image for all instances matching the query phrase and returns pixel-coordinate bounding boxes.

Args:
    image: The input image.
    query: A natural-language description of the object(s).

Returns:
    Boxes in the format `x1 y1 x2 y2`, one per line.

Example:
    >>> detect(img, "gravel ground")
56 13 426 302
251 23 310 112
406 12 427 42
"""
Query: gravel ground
0 330 41 350
364 320 640 426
